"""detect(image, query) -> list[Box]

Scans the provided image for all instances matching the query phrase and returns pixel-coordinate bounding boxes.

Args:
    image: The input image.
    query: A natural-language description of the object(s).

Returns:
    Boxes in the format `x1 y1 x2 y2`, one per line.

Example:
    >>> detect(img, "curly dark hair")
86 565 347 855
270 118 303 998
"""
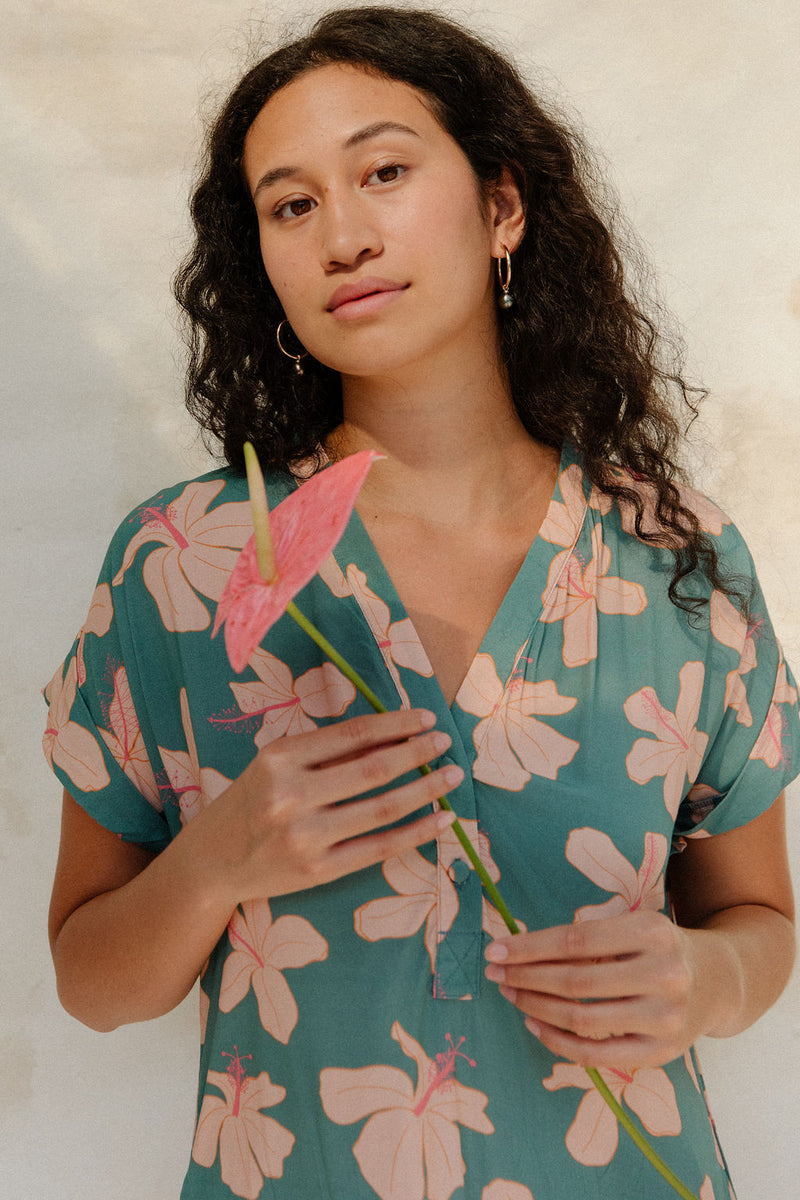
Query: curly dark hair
174 5 749 616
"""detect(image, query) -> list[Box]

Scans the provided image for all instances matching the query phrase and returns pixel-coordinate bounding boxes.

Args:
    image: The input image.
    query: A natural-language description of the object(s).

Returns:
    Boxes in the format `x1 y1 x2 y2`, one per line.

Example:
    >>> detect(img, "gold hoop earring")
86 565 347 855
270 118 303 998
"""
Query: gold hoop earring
276 319 308 375
496 246 513 310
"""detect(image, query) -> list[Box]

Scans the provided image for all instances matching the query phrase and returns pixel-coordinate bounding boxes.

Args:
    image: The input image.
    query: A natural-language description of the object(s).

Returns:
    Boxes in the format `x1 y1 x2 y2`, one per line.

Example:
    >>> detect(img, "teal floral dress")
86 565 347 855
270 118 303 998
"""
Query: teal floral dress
43 444 800 1200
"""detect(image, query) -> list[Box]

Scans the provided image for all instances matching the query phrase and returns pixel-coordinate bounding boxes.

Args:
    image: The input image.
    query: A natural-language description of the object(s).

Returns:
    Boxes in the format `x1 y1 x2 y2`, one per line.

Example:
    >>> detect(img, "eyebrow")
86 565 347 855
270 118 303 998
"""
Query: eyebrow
250 121 420 198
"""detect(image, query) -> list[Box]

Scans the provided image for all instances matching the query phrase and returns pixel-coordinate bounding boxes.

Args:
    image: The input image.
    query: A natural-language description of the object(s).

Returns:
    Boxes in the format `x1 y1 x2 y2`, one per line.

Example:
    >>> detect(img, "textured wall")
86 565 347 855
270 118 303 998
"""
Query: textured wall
3 2 798 1196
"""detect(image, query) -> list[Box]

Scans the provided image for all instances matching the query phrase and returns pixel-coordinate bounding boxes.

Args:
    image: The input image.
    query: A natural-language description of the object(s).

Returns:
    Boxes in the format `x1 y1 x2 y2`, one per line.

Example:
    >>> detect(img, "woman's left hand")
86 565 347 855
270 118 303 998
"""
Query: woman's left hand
485 798 795 1070
484 909 727 1070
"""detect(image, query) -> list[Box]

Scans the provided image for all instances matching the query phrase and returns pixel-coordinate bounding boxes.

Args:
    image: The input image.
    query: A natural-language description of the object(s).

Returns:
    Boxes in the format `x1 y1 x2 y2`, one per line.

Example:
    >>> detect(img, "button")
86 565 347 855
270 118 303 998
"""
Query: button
450 859 471 886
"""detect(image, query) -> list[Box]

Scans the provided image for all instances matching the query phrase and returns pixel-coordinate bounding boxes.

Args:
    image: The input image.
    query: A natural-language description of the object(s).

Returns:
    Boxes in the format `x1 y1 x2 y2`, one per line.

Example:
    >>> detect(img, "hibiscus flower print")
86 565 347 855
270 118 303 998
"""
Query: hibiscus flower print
191 1047 295 1199
541 525 647 667
75 583 113 685
220 899 328 1043
624 662 709 818
98 664 160 808
113 480 251 632
457 652 579 790
43 656 110 792
354 820 524 977
709 589 762 726
749 658 798 768
482 1183 534 1200
221 647 356 749
542 1061 681 1166
319 558 434 709
565 828 668 921
538 463 611 548
158 688 231 823
347 564 434 706
320 1021 493 1200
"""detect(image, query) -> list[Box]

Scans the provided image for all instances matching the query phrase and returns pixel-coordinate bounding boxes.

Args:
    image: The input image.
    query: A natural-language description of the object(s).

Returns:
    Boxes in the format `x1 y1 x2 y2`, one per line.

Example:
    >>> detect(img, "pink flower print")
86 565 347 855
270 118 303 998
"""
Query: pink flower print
482 1182 534 1200
539 464 611 549
541 525 647 667
191 1047 294 1198
749 658 798 768
457 652 579 790
354 847 455 976
624 662 709 818
225 647 356 750
317 551 351 597
43 656 111 792
97 665 160 808
114 480 251 632
320 1021 493 1200
354 820 522 976
220 899 328 1043
75 583 113 685
699 1176 717 1200
565 828 668 921
213 450 380 671
158 688 231 823
542 1061 681 1167
347 564 434 706
709 590 761 727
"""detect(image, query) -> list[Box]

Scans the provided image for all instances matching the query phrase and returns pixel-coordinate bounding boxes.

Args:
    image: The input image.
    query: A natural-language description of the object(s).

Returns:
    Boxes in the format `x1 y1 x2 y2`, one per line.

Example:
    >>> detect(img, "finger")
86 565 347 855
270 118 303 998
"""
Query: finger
523 1016 656 1070
283 708 440 768
487 954 650 1001
502 986 652 1039
318 761 465 843
325 805 457 878
486 913 664 966
315 727 454 803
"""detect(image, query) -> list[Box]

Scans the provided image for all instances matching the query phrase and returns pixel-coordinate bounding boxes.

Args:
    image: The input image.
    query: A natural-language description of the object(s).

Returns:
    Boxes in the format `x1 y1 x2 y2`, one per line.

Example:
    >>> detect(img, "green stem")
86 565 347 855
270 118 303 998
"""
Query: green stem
587 1069 699 1200
286 596 697 1200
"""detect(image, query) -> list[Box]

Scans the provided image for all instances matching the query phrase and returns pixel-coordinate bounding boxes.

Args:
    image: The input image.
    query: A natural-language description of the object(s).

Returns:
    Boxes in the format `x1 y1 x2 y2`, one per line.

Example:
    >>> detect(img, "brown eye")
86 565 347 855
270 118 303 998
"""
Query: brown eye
369 164 406 185
274 196 316 220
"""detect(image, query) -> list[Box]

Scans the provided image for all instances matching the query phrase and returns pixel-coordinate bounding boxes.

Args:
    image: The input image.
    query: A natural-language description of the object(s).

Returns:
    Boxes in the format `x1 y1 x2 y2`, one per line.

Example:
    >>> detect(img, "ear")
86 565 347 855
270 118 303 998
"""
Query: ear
488 166 525 255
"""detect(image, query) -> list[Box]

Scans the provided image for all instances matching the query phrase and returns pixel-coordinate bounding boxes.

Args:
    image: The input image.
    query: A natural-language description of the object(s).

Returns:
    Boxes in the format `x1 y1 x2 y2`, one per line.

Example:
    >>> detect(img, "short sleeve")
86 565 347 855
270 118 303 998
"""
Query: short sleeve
42 535 172 851
674 525 800 841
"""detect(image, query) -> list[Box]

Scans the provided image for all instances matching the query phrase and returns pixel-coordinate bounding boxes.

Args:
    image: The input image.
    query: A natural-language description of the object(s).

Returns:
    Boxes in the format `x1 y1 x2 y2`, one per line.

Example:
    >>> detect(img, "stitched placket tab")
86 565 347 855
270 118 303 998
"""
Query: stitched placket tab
432 761 483 1001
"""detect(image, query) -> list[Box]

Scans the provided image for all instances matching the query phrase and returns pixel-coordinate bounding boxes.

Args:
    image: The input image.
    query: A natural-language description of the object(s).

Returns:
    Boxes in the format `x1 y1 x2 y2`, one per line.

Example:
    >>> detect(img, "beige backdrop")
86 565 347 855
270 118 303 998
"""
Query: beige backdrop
3 2 798 1197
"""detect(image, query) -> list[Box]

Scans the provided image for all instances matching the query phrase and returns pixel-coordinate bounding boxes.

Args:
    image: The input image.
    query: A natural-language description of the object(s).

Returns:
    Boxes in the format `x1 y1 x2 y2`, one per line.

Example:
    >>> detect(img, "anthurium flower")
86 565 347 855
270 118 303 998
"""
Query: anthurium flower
213 448 381 672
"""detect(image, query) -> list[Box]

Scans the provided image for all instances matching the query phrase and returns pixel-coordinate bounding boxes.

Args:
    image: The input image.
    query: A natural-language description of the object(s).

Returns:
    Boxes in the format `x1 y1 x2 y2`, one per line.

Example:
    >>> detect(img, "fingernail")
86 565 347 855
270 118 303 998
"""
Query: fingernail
432 732 451 753
524 1018 541 1038
499 985 517 1004
419 709 437 728
436 811 457 830
485 942 508 962
485 964 504 983
442 765 463 786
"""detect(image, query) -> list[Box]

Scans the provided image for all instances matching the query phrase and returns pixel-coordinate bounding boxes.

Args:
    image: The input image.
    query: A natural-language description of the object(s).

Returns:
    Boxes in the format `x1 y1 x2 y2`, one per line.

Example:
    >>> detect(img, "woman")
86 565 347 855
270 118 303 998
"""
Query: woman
44 8 798 1199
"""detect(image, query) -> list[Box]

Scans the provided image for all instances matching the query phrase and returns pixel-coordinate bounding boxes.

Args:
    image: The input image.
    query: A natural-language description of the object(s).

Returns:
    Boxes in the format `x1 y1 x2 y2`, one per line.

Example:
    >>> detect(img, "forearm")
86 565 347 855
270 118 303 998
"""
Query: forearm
687 903 796 1039
52 819 235 1033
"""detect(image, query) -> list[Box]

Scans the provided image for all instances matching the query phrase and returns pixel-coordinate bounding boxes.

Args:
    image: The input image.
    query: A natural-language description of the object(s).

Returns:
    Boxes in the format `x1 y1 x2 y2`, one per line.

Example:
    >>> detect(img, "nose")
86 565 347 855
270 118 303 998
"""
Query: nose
319 189 382 271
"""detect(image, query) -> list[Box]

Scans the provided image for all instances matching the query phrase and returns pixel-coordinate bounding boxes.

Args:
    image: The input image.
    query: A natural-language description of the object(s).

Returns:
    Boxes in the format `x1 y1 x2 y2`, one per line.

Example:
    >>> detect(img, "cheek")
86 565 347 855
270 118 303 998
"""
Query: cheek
258 240 294 309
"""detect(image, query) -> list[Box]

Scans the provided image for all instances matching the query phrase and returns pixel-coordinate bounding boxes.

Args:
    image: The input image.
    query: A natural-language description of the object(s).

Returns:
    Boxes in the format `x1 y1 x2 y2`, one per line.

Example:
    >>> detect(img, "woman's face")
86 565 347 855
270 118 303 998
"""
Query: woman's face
242 63 522 382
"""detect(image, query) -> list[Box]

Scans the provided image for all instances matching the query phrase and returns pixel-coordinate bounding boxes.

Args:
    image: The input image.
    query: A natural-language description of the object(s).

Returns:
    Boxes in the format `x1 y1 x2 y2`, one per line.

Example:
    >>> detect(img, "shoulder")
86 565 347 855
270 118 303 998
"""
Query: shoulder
560 448 756 578
94 467 287 636
102 466 295 572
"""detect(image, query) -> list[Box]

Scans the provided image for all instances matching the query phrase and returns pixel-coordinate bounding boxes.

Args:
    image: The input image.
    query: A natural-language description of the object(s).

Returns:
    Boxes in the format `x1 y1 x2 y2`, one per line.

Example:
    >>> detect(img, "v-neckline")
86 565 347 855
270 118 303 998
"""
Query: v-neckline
329 442 585 714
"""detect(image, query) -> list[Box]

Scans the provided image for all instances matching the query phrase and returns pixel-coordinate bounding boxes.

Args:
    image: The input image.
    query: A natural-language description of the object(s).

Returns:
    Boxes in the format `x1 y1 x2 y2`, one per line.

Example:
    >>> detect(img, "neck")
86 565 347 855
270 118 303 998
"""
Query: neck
329 351 558 526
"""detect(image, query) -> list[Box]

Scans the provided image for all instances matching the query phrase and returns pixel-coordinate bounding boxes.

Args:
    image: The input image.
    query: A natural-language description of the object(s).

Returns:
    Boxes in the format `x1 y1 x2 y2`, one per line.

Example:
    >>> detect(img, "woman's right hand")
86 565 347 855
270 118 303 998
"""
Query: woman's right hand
197 707 462 906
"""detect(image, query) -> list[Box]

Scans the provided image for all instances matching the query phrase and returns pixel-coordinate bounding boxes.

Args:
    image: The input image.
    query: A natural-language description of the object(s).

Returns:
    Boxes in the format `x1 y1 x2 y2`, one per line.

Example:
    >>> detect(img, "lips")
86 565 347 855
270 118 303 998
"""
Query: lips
326 277 407 312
